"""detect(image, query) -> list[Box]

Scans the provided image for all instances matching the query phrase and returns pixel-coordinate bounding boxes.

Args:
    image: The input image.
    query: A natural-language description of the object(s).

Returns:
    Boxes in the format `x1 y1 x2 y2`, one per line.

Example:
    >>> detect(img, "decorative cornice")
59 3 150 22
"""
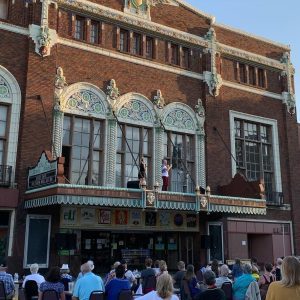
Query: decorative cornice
56 0 209 48
218 42 285 70
215 22 290 51
223 80 283 100
58 37 203 79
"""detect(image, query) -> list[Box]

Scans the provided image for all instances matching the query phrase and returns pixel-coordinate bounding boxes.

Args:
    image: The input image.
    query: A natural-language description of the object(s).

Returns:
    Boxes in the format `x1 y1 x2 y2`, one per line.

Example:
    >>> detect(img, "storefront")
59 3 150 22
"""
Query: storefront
59 206 199 273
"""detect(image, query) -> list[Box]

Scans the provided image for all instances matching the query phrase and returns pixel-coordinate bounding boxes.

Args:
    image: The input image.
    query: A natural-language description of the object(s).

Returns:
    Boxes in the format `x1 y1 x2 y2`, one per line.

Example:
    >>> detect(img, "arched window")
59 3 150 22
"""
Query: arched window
161 103 199 193
114 93 156 188
59 84 108 185
0 65 21 185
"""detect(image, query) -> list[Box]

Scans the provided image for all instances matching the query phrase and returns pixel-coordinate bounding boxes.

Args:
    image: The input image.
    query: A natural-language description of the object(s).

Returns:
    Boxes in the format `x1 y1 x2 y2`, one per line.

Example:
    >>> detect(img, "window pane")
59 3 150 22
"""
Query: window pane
0 140 4 165
0 106 8 122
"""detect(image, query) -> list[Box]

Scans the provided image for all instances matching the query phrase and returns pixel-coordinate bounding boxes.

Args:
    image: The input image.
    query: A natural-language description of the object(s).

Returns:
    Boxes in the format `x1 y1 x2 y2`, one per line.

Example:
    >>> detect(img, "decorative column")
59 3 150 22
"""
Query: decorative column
52 67 67 158
105 117 118 186
154 125 164 188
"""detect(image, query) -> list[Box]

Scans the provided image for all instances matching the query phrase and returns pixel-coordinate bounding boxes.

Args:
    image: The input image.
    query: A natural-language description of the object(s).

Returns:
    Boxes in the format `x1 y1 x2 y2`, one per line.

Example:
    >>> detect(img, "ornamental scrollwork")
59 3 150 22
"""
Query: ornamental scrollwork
163 109 195 131
65 90 105 114
0 76 10 99
118 99 154 124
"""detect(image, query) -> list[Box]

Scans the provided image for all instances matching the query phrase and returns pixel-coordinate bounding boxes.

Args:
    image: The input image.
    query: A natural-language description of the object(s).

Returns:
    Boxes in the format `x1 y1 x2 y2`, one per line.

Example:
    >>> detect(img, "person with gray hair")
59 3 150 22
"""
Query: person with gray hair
22 263 45 288
233 264 256 300
195 270 226 300
215 264 232 288
72 263 104 300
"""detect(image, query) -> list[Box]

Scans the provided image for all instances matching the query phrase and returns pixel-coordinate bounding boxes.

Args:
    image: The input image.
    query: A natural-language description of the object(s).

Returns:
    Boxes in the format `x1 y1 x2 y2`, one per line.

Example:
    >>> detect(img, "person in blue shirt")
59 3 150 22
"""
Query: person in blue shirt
233 264 255 300
73 263 105 300
232 259 243 280
106 265 131 300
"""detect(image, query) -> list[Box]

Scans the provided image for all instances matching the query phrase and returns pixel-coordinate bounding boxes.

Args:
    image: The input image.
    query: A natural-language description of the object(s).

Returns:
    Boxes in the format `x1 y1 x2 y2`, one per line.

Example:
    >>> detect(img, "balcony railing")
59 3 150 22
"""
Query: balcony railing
0 165 12 187
266 191 284 206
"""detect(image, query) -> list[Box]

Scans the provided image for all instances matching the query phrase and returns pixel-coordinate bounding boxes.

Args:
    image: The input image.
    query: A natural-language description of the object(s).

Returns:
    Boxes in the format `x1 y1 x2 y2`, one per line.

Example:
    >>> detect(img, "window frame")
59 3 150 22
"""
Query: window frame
119 29 129 52
132 32 142 56
74 16 85 40
90 20 100 44
0 104 9 165
163 131 195 193
116 124 152 188
171 43 179 65
145 36 154 59
229 110 282 197
62 115 104 186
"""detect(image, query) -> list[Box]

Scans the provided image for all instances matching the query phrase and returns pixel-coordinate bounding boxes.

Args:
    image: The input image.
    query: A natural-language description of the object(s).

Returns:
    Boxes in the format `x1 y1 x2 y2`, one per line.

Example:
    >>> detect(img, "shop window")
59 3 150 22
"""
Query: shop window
234 119 274 202
62 115 103 185
171 43 179 65
0 105 8 165
24 215 51 268
132 33 142 55
116 125 151 187
0 0 8 20
163 131 195 193
258 68 265 88
182 47 190 68
120 29 129 52
145 37 153 59
75 16 85 40
0 211 9 262
90 20 99 44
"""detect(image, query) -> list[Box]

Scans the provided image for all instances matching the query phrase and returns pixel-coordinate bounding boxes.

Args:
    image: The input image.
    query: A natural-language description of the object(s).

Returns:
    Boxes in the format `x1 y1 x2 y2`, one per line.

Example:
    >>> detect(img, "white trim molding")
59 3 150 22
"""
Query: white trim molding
229 110 282 194
0 65 22 184
0 20 29 35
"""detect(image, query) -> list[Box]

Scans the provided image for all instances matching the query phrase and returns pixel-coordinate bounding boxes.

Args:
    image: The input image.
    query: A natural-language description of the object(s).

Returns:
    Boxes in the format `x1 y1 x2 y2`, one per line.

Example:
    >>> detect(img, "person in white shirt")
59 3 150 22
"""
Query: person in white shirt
215 264 232 288
121 260 136 287
22 263 45 288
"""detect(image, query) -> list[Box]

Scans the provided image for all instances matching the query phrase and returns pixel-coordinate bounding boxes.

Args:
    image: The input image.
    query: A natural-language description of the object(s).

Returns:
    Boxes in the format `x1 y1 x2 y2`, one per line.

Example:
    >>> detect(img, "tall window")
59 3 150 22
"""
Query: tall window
239 63 247 83
248 66 255 85
182 47 190 68
0 0 8 20
234 119 273 199
258 68 265 88
116 125 151 187
75 16 85 40
119 29 129 52
163 132 194 193
132 33 141 55
171 44 179 65
146 37 153 59
62 116 103 185
0 105 8 165
90 21 99 44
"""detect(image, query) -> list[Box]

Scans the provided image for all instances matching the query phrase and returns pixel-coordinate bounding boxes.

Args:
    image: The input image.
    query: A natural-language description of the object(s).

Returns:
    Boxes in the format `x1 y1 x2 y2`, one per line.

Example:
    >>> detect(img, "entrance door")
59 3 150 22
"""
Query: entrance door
81 231 111 273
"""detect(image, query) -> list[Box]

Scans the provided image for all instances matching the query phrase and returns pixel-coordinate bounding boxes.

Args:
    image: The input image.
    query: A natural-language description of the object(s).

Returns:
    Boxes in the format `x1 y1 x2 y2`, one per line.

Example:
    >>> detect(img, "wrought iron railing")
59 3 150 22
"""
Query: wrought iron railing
265 191 284 206
0 165 12 187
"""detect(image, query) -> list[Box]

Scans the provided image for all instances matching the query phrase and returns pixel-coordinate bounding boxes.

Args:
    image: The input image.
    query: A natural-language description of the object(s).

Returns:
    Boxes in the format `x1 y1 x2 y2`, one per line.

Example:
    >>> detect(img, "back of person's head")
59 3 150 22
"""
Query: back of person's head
177 261 185 271
115 264 126 279
281 256 300 287
243 264 252 274
30 263 39 274
203 270 216 286
81 263 93 274
46 267 61 283
185 264 195 281
145 258 152 267
265 263 273 273
235 258 241 265
156 273 173 299
276 257 283 266
113 261 121 269
220 264 230 277
251 257 258 264
211 259 219 267
159 260 167 272
87 260 94 271
154 260 160 268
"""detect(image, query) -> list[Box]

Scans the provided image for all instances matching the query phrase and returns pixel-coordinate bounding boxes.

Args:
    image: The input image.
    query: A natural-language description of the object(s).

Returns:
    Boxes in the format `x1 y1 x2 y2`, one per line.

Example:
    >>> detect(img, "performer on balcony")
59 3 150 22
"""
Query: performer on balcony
162 159 172 191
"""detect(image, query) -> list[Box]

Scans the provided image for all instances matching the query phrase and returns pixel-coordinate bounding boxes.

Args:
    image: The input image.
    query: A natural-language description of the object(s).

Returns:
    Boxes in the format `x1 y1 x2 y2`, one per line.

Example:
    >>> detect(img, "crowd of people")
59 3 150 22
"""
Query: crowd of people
0 256 300 300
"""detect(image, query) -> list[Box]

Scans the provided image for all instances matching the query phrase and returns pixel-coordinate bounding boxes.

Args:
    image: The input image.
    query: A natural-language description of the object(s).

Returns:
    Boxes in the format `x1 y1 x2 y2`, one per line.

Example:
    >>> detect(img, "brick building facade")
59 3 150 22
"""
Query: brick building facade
0 0 299 273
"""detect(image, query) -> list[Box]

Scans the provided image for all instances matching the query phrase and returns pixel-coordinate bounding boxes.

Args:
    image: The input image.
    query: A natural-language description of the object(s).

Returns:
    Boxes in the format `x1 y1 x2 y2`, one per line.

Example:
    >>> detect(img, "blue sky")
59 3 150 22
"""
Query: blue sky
185 0 300 121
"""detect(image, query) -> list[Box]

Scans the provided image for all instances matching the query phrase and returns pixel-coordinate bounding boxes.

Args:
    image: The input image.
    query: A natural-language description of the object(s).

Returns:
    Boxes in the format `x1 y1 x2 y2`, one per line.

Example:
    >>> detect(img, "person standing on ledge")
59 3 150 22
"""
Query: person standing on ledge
138 157 147 186
162 159 172 191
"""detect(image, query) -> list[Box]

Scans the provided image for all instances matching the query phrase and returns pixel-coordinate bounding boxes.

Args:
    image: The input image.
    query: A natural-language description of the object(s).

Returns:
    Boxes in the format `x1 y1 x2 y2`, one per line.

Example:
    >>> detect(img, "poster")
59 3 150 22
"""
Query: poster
159 211 170 226
145 212 156 226
115 210 128 225
98 209 111 224
81 208 95 224
186 214 197 228
131 210 142 226
61 207 77 225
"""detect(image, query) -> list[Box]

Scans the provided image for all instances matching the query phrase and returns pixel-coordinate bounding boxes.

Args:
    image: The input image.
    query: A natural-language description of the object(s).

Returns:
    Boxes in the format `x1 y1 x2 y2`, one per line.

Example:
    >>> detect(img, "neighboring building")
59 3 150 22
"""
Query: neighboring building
0 0 299 273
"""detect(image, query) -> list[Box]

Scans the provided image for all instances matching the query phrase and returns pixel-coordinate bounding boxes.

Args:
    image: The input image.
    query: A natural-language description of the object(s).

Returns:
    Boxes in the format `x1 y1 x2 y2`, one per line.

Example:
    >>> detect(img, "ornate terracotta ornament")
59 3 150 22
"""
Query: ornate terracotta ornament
55 67 67 89
153 89 165 109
